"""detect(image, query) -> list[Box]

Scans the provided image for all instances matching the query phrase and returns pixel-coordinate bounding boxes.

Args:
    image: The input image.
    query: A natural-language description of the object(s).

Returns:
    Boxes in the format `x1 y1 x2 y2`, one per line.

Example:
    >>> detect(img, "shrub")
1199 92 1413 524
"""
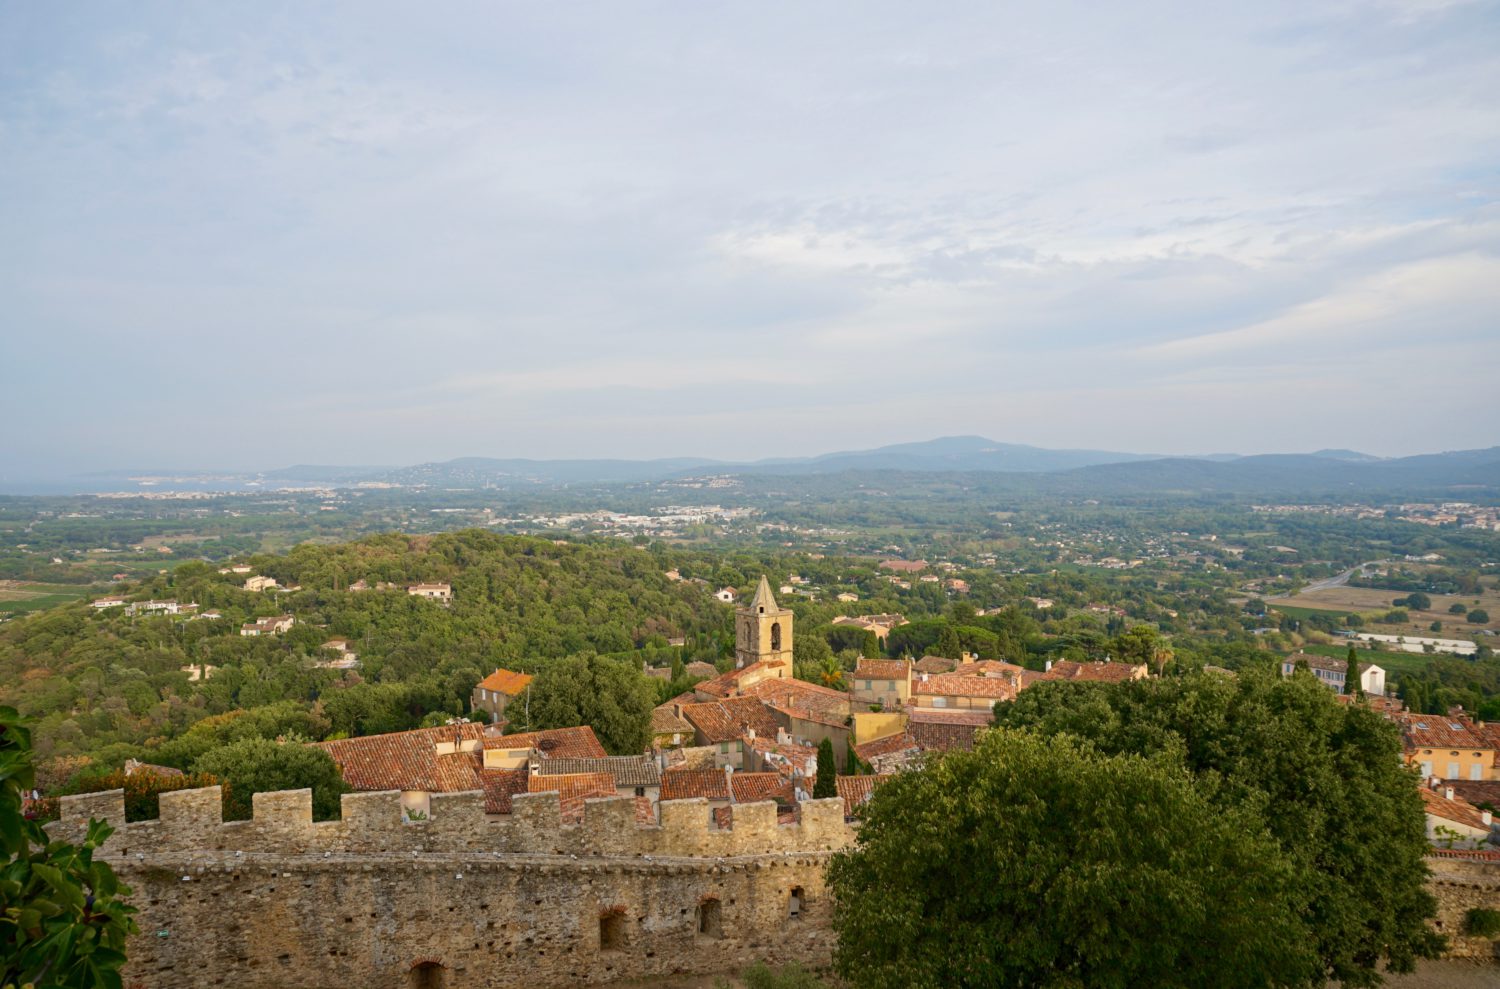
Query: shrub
1465 907 1500 938
62 769 225 822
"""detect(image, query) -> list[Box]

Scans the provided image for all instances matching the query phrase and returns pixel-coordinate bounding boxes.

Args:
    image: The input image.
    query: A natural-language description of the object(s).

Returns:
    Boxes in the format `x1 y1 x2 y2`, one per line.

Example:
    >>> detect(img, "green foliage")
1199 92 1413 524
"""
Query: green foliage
739 961 828 989
1449 603 1468 615
1 706 137 989
61 769 224 823
191 738 348 821
1469 609 1489 624
830 729 1314 989
991 670 1444 985
526 653 654 755
813 738 836 799
1465 907 1500 938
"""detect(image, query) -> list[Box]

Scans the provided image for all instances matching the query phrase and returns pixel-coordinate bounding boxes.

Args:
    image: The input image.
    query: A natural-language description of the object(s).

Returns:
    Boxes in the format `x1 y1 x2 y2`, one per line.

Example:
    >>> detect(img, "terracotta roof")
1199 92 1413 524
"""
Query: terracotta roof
913 672 1017 700
836 774 891 817
961 660 1026 676
854 659 910 680
661 769 730 801
743 677 851 727
731 772 794 804
659 769 792 803
682 697 782 744
914 655 957 674
534 755 660 788
479 768 529 814
1420 786 1492 831
693 660 786 699
684 661 719 678
651 705 694 735
853 731 918 763
907 708 991 752
1042 660 1147 684
1398 714 1494 752
484 725 608 760
1449 780 1500 807
315 723 490 794
477 668 534 696
879 559 928 572
528 772 618 823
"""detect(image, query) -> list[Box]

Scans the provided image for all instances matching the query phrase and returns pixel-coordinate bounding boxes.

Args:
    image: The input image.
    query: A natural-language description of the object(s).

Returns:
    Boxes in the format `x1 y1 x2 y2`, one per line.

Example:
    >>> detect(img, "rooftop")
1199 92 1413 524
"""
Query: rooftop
534 755 661 788
476 668 534 696
682 697 783 744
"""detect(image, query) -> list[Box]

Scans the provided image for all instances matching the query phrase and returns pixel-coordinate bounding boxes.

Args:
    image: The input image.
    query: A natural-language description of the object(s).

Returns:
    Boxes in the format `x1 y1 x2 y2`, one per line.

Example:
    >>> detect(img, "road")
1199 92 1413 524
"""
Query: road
1271 559 1391 599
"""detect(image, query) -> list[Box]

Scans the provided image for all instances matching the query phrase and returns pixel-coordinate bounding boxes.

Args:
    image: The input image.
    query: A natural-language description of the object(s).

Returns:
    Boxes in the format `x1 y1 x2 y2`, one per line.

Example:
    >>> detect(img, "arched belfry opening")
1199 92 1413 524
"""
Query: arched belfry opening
771 622 782 651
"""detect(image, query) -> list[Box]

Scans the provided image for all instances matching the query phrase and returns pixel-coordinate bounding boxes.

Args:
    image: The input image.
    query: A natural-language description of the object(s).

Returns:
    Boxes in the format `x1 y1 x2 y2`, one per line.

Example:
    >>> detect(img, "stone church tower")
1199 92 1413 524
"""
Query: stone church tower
735 576 794 671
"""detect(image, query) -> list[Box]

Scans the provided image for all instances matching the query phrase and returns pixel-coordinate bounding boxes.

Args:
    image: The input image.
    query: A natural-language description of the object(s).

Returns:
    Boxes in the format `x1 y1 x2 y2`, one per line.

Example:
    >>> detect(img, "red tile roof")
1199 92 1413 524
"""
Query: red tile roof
651 704 694 735
835 774 892 817
1420 786 1492 831
743 677 851 728
659 769 792 804
693 660 788 698
907 708 992 752
854 659 910 680
912 673 1017 700
1042 660 1147 684
528 772 618 823
484 725 607 759
914 655 957 674
315 723 491 794
682 697 782 744
476 668 534 696
853 731 918 763
1398 714 1495 752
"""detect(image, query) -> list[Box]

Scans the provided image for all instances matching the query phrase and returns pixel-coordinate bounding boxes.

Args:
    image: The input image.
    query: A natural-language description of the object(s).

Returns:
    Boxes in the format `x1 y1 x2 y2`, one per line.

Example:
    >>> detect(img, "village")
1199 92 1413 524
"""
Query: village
106 576 1500 858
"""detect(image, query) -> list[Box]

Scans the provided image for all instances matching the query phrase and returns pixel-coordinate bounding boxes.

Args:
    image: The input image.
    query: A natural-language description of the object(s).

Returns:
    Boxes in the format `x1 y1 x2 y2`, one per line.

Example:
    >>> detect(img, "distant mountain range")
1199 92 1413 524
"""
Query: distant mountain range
40 437 1500 497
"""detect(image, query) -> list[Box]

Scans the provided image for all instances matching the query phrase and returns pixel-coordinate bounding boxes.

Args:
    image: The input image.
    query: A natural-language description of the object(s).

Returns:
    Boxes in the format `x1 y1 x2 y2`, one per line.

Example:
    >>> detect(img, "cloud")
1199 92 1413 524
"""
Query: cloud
1 1 1497 474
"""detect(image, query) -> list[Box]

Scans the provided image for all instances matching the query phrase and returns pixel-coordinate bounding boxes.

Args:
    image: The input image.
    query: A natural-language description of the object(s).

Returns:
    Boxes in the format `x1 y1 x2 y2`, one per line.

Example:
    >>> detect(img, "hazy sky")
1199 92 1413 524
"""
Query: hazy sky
3 1 1498 477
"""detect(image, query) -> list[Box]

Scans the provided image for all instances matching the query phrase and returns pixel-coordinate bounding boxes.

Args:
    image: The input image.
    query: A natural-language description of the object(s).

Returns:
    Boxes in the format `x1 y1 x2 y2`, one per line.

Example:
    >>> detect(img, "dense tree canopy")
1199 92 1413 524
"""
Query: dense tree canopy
830 728 1315 989
990 670 1442 986
523 652 655 755
191 737 349 820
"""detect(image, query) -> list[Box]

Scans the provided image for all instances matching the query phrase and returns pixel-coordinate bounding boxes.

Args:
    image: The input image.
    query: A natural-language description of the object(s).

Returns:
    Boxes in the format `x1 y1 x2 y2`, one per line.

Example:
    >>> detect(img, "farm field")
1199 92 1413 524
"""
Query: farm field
1272 583 1497 636
0 580 92 617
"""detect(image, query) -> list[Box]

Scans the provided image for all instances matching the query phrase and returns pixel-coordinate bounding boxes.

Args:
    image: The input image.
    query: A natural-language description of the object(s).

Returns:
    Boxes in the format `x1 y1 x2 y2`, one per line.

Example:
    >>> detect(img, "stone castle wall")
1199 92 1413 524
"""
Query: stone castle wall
51 786 854 989
1426 856 1500 961
51 787 1500 984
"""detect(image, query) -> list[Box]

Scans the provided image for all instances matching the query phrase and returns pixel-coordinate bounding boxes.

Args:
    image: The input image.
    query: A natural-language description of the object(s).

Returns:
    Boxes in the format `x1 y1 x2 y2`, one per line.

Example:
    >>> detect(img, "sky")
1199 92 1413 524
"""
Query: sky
2 1 1498 478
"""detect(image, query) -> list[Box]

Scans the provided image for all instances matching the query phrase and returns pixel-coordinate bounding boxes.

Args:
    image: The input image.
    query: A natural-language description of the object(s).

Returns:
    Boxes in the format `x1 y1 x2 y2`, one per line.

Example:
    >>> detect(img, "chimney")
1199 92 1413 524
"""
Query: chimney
745 726 756 742
1444 786 1455 801
724 764 735 802
777 726 791 746
1484 810 1494 827
1045 660 1053 672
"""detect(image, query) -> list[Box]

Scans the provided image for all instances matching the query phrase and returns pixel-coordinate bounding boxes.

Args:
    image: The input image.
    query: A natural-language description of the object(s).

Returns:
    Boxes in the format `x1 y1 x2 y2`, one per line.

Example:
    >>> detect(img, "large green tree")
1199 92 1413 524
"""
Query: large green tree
191 738 349 821
526 653 655 755
1 707 137 989
991 669 1443 985
829 729 1314 989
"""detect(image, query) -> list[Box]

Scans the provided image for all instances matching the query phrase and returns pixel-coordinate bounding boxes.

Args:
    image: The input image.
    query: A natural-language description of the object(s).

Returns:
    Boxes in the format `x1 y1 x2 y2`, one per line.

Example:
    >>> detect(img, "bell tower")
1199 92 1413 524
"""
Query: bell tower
735 576 793 671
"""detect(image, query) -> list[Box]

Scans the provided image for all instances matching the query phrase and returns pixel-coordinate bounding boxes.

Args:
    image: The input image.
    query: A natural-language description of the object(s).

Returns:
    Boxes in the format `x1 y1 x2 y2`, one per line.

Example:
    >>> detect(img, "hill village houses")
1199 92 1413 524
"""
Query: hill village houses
120 575 1500 850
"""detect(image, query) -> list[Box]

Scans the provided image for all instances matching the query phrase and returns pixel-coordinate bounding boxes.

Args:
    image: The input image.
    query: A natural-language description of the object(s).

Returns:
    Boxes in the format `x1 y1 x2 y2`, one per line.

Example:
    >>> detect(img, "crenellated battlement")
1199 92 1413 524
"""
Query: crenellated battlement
50 785 852 989
50 785 855 861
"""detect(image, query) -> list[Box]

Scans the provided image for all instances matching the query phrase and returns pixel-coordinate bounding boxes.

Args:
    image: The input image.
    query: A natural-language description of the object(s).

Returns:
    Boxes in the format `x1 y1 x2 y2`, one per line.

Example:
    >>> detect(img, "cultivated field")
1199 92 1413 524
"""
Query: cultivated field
0 580 91 617
1274 583 1498 636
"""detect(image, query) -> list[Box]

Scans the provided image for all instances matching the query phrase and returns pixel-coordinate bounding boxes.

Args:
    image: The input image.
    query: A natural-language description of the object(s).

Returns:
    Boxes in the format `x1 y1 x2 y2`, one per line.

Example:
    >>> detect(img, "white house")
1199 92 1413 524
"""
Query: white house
1280 653 1385 696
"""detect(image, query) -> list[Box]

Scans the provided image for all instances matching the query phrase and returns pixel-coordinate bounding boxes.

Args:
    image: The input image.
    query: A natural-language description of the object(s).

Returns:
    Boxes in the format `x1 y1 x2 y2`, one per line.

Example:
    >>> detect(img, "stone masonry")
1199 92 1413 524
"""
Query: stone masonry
50 785 1500 985
50 786 853 989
